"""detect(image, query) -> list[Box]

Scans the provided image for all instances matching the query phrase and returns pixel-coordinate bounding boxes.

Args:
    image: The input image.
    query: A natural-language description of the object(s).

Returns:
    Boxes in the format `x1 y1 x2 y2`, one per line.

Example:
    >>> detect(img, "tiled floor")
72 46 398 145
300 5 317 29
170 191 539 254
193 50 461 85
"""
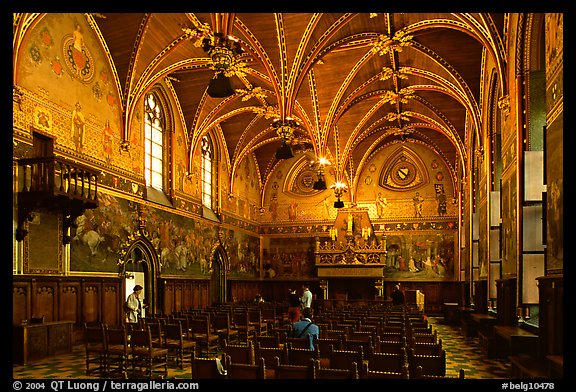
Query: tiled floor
12 317 510 379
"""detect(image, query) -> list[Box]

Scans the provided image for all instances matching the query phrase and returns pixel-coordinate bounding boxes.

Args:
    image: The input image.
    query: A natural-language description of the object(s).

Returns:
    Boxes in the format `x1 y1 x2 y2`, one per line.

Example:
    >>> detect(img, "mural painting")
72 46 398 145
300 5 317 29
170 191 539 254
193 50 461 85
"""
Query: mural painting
71 192 261 278
382 232 456 281
265 237 316 279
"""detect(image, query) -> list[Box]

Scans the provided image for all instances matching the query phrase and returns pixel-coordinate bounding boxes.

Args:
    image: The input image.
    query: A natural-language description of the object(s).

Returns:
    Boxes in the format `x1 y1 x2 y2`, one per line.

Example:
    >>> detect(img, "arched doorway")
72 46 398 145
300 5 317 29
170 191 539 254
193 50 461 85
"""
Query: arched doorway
118 237 160 316
210 245 228 305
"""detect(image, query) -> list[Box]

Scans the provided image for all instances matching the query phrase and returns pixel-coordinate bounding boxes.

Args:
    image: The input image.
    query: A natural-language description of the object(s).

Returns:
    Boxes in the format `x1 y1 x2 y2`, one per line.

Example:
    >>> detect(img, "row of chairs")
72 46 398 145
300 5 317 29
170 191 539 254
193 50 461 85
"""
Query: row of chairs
191 355 359 379
84 323 168 378
313 305 453 379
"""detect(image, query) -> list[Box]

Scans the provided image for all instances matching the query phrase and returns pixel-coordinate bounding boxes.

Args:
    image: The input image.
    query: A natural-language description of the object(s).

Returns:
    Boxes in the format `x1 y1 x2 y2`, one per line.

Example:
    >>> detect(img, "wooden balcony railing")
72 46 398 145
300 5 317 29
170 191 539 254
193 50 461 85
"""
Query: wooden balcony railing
16 156 99 241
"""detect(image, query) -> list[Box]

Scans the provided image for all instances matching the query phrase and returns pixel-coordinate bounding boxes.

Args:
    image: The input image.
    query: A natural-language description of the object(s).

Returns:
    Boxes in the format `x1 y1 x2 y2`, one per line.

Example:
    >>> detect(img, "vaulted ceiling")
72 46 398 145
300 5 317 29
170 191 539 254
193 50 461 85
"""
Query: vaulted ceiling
91 13 506 193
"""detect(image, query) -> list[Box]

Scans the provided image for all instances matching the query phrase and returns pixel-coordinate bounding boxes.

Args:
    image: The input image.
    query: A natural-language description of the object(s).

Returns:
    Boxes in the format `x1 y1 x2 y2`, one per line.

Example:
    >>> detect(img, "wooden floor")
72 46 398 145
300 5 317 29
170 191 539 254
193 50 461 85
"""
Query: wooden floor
12 317 510 380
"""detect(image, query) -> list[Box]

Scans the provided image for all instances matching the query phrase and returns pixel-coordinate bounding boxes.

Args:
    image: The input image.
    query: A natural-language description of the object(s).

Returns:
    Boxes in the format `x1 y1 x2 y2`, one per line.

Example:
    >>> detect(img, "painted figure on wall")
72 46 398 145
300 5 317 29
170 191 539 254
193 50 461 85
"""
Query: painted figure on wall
413 192 424 217
103 120 113 164
71 101 86 152
376 193 387 218
382 233 455 281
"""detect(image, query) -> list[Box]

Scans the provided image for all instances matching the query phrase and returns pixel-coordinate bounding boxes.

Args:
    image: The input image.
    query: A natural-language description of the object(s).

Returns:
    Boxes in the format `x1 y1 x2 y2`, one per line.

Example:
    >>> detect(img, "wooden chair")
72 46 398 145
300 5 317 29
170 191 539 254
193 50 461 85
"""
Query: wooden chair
104 325 130 379
379 331 405 343
261 307 280 331
248 307 268 336
254 332 280 348
341 335 373 356
146 319 164 348
190 354 227 379
329 346 364 371
363 368 408 379
408 348 446 378
232 311 257 342
413 365 464 379
225 355 266 379
287 344 320 366
212 313 240 345
410 338 443 356
412 330 438 344
285 335 313 350
378 336 407 354
130 326 168 378
315 336 343 355
163 322 196 369
189 317 220 356
367 347 407 374
275 357 316 379
223 339 254 365
254 341 289 369
313 359 359 379
84 323 107 376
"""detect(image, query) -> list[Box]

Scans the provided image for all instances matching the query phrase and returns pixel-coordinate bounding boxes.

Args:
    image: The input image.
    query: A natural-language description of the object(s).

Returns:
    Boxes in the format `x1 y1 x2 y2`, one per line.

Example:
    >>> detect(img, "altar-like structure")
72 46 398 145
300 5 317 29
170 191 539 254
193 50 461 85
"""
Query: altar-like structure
314 208 388 299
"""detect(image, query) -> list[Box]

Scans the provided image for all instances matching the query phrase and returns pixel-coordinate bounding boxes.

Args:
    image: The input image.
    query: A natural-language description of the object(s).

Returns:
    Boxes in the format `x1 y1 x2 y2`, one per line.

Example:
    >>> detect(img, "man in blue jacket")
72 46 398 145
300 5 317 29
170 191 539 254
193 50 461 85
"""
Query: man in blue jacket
292 307 319 350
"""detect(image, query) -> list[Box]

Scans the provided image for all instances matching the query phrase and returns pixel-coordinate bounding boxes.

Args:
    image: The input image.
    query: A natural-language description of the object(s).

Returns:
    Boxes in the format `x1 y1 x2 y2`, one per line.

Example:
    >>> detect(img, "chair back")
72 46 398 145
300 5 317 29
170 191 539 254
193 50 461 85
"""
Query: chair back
254 342 289 368
329 347 363 371
223 340 254 365
314 359 359 379
84 323 106 349
225 355 266 379
287 345 319 366
275 357 316 379
191 355 227 379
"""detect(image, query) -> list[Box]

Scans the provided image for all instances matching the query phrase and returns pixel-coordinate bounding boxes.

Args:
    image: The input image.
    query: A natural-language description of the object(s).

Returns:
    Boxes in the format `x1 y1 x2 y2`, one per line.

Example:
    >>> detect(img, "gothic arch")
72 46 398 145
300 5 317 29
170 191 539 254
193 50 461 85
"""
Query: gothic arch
118 234 160 315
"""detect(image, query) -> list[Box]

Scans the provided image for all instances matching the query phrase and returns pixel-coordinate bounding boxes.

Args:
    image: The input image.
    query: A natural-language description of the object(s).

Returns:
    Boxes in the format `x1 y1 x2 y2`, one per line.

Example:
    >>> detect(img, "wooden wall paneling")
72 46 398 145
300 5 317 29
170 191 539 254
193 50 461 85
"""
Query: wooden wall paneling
537 275 563 357
192 283 199 309
13 282 30 325
163 281 174 316
200 283 209 308
496 278 517 325
59 282 79 323
425 283 440 312
182 282 192 311
173 281 183 313
102 282 121 327
82 282 100 325
474 280 488 312
32 280 57 322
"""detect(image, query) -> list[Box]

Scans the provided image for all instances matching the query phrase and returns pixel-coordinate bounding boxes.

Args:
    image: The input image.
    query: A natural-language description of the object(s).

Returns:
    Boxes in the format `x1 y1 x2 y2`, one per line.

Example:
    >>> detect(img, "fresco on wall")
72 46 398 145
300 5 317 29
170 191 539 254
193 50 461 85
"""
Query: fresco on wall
70 193 138 272
265 237 316 279
70 192 260 278
382 232 455 281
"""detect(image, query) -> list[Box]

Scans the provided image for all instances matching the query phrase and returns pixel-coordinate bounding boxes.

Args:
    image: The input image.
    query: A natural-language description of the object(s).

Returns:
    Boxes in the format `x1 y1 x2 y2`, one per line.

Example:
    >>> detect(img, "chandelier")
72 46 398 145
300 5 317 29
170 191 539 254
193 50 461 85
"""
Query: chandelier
311 157 331 190
201 32 244 98
330 181 348 208
272 117 299 159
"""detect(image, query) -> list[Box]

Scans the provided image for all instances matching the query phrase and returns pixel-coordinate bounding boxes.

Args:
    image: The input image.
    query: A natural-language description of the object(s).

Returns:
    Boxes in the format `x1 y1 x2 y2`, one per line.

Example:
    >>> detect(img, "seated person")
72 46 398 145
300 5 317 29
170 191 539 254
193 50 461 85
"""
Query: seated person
292 307 319 350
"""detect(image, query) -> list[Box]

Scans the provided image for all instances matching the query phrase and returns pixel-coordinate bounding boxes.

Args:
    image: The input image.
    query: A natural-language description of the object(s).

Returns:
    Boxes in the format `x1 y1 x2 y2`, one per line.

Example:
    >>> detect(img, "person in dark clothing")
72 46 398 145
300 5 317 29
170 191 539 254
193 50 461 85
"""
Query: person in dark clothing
391 284 405 306
287 288 301 322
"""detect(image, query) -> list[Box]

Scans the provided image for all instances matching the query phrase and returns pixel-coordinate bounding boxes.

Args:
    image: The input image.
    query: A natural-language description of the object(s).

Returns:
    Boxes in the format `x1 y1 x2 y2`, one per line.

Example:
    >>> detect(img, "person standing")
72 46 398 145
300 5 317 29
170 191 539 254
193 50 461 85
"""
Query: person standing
391 284 405 306
300 283 312 310
287 288 301 323
292 307 319 350
125 285 145 326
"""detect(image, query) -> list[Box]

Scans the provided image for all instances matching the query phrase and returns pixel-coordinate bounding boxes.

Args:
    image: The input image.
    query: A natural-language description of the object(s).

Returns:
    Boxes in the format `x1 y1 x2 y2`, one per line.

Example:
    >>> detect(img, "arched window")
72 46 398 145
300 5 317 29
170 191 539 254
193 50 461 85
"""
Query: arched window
201 134 214 209
144 92 164 190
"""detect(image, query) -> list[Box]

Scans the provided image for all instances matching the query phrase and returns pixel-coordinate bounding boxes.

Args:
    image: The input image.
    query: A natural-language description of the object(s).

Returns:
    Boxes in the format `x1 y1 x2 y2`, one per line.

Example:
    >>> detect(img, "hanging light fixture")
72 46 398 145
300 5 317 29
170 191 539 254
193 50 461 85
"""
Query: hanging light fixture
311 157 331 190
272 117 299 159
201 32 244 98
330 181 348 208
